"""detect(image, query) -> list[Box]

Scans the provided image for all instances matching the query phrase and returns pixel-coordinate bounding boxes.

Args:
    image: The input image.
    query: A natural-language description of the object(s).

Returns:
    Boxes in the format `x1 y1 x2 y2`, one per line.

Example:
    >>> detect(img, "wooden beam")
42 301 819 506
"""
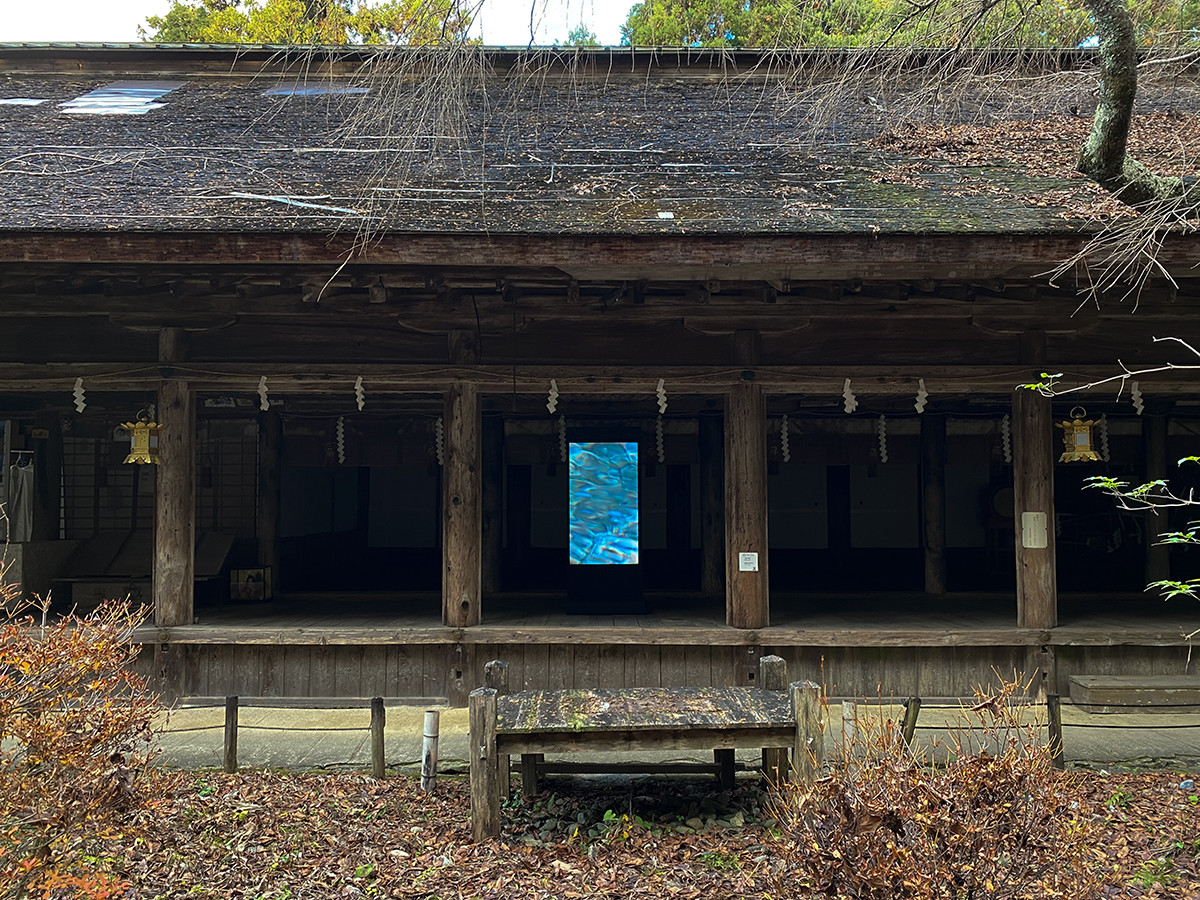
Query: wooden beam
30 409 62 542
6 231 1198 281
698 413 724 599
1012 389 1057 629
921 415 947 596
130 621 1200 648
481 413 504 596
1143 406 1171 586
0 362 1196 396
257 410 282 578
725 381 769 629
443 383 482 628
154 379 196 627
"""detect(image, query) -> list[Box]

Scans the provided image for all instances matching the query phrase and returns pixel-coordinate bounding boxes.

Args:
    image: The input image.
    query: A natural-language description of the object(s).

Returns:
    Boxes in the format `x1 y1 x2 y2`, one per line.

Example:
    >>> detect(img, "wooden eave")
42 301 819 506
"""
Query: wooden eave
3 229 1194 281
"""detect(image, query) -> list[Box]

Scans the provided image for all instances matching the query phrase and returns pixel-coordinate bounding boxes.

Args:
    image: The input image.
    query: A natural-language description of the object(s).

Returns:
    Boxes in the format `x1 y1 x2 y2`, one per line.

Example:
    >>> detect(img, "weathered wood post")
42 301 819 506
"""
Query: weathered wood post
223 695 238 774
1047 693 1065 771
921 414 947 596
901 697 922 747
468 687 500 841
154 370 196 628
790 681 823 783
421 709 440 793
443 379 482 628
370 697 386 779
484 660 510 797
759 655 788 784
1013 365 1057 629
725 375 769 629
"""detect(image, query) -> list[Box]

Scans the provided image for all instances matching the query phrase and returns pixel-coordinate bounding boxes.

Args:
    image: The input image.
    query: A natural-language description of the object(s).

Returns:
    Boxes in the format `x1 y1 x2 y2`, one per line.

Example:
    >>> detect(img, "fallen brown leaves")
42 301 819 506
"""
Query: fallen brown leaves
82 767 1200 899
870 111 1200 221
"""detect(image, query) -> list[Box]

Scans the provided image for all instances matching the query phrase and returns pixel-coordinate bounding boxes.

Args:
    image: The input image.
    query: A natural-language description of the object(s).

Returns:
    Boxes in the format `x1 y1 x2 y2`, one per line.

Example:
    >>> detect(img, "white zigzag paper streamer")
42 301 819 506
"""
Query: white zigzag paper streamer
72 377 86 413
1099 413 1110 462
336 416 346 464
434 417 444 466
877 414 888 463
1001 414 1012 464
1131 381 1144 415
842 378 858 414
656 414 665 463
547 379 559 414
354 376 365 411
558 414 568 463
655 378 668 415
257 376 269 412
781 413 790 463
915 378 928 414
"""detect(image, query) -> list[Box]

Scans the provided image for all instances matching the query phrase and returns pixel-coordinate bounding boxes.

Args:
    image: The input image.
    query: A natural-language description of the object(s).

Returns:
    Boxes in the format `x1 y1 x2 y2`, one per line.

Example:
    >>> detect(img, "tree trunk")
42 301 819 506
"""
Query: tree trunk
1078 0 1183 204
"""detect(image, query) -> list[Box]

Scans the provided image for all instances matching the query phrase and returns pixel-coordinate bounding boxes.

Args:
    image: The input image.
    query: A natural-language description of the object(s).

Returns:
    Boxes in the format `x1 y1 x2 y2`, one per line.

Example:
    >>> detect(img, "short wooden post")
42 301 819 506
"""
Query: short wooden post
840 700 856 749
759 655 788 783
421 710 440 792
223 695 238 774
1047 693 1065 770
370 697 386 779
521 754 543 799
901 697 921 747
485 661 512 798
790 681 823 783
714 749 736 789
468 687 500 841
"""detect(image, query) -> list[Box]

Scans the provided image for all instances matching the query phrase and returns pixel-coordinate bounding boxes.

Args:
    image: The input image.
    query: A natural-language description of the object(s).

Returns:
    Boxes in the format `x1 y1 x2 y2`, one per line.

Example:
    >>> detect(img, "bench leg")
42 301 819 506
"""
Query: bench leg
714 749 735 790
762 748 787 785
521 753 542 798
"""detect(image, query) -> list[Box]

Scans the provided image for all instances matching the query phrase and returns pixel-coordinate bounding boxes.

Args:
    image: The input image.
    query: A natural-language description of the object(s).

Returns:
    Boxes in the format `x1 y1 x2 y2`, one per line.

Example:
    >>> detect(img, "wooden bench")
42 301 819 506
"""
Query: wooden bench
1069 675 1200 713
468 656 823 841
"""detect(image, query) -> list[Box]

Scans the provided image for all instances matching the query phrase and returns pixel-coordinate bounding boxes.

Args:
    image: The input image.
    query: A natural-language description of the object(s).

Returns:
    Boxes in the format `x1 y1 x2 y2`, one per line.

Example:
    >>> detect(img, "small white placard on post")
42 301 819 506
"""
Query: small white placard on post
738 552 759 572
1021 512 1048 549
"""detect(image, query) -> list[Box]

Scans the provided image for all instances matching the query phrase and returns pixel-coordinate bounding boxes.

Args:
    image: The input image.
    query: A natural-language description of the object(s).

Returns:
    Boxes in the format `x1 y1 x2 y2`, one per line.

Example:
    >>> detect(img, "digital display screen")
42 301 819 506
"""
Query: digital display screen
569 441 639 565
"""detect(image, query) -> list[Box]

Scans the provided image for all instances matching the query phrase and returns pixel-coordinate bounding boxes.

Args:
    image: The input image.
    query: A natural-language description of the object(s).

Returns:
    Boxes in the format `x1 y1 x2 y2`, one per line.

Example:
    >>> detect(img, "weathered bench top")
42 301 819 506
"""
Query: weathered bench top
496 687 791 734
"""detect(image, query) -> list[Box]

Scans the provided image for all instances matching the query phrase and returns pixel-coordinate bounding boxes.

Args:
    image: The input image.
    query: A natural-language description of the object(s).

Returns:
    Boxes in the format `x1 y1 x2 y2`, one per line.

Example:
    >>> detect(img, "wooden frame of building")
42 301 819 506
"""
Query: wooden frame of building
2 45 1198 704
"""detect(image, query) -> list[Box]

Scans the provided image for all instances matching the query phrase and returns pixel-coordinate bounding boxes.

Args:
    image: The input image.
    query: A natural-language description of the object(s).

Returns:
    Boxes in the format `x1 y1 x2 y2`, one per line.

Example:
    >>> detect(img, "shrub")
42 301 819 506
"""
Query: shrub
769 679 1103 899
0 579 165 899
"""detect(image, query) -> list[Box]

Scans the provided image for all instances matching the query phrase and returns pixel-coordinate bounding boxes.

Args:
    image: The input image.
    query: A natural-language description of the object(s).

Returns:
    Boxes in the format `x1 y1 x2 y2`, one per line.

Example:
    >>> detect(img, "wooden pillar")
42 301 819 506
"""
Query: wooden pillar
921 414 947 596
31 409 62 541
154 378 195 627
1144 406 1171 585
257 409 282 578
725 381 769 628
443 382 482 627
698 413 724 599
481 413 504 596
1012 389 1057 629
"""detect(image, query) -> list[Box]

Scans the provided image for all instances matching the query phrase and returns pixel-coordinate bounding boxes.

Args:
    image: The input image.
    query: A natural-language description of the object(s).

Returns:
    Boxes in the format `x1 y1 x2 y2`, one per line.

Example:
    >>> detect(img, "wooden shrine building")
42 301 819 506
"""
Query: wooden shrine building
1 43 1198 703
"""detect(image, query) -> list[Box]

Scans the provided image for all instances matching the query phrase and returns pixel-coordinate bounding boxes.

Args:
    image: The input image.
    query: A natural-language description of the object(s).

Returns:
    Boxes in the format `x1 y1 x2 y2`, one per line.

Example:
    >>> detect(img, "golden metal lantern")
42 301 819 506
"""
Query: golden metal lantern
1057 406 1101 463
122 410 164 465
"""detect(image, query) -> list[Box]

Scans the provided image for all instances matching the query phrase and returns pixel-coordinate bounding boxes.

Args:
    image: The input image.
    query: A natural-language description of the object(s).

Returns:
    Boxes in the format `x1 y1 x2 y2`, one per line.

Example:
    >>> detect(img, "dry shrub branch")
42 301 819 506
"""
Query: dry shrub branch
0 578 167 900
771 678 1104 899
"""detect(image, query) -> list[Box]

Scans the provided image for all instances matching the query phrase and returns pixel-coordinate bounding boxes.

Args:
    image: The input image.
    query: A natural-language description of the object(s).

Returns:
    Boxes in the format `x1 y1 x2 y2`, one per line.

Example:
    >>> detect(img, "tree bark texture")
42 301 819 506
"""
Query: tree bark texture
1079 0 1183 203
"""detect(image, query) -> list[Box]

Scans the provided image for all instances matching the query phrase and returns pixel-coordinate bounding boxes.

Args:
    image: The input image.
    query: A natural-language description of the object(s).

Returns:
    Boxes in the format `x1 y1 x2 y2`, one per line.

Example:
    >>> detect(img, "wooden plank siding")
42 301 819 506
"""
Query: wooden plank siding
161 640 1198 703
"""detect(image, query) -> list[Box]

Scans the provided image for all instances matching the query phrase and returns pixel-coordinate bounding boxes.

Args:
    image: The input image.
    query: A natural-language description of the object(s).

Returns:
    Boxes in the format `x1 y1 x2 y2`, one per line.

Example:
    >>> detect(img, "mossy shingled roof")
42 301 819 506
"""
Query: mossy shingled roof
0 52 1181 236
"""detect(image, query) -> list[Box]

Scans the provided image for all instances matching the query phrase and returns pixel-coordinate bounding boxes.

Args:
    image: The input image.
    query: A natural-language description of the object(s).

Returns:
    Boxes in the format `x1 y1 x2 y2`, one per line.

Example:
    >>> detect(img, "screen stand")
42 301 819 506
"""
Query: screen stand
566 564 645 615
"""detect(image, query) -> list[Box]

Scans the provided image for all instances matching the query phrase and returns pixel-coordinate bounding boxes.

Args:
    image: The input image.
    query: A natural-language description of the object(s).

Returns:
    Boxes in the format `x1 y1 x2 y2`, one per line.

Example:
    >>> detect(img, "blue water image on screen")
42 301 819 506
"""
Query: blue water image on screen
569 442 639 565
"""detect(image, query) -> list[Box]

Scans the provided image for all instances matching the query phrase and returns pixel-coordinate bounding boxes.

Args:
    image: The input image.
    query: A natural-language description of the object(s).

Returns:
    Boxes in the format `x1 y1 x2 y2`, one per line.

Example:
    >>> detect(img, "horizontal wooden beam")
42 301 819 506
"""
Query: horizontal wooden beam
129 622 1197 647
6 231 1198 281
0 362 1195 396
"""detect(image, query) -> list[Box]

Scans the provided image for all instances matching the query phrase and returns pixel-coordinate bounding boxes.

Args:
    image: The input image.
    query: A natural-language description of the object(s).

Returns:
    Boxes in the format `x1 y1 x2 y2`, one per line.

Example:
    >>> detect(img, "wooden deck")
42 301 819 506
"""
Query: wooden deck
130 590 1200 648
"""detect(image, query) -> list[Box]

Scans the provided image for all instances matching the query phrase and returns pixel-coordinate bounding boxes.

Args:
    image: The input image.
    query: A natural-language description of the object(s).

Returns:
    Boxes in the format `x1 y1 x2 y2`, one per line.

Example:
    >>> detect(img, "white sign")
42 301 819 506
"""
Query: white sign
738 552 759 572
1021 512 1048 549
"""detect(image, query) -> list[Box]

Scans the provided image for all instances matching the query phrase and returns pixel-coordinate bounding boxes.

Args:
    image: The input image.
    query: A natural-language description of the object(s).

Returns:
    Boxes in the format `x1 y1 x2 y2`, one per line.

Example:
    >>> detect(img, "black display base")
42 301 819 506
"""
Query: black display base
566 564 645 615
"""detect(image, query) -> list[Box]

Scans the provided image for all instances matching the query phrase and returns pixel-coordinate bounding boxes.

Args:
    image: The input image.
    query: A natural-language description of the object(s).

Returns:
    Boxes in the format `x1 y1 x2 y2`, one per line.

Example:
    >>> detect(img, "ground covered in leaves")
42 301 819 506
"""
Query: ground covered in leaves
96 768 1200 898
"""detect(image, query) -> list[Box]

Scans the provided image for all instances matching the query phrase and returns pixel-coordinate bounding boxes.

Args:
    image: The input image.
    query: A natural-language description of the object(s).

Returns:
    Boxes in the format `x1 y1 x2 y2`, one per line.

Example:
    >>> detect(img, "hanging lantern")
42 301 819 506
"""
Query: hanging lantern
1057 406 1101 463
121 409 163 465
